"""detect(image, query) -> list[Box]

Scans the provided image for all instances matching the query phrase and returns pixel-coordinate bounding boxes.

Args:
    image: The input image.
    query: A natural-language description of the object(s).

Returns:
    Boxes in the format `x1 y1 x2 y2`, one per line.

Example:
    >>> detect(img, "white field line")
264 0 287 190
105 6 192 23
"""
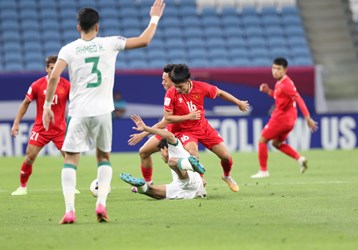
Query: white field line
0 180 356 193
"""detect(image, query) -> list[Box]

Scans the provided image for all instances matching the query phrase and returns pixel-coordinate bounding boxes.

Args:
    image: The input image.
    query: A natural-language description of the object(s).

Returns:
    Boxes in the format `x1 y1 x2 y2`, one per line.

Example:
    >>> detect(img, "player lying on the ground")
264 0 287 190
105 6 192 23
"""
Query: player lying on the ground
120 114 206 199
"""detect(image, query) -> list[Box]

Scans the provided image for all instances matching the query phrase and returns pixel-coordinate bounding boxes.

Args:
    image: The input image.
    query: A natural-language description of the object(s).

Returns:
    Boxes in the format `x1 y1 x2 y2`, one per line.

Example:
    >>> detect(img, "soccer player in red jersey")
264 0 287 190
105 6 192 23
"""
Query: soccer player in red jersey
164 64 250 192
128 64 176 185
11 56 72 195
251 57 318 179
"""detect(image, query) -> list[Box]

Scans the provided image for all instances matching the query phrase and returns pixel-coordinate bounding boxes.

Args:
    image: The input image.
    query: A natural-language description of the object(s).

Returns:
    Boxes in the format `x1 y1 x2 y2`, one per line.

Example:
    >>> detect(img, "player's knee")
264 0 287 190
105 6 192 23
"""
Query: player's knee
272 141 281 148
139 148 151 159
24 154 36 165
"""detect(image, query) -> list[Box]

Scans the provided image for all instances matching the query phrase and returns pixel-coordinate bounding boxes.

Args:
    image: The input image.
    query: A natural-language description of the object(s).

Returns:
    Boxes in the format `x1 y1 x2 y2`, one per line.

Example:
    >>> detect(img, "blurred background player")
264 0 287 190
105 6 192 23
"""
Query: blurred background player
128 64 176 184
121 114 206 199
251 57 318 179
112 91 126 119
42 0 165 224
11 55 75 196
164 64 250 192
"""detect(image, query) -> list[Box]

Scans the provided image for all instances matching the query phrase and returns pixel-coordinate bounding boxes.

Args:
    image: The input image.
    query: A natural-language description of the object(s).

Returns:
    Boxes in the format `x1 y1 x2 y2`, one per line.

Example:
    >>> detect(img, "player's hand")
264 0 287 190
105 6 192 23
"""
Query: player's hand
128 133 146 146
131 114 146 132
188 110 201 120
306 117 318 132
42 109 55 131
11 124 19 137
259 83 270 93
150 0 165 18
238 100 250 112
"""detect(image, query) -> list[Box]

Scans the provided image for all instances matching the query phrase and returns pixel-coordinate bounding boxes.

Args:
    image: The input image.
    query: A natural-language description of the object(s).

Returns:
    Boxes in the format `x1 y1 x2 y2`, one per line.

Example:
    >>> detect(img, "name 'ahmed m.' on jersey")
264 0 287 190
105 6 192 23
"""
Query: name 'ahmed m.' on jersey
58 36 126 118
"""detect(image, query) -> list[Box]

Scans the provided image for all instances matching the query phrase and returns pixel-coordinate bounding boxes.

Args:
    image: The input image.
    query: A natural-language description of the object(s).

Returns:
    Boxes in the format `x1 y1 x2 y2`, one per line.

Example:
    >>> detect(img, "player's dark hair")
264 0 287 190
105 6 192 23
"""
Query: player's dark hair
77 8 99 32
45 55 58 67
157 139 168 150
163 64 176 74
169 64 191 85
273 57 288 68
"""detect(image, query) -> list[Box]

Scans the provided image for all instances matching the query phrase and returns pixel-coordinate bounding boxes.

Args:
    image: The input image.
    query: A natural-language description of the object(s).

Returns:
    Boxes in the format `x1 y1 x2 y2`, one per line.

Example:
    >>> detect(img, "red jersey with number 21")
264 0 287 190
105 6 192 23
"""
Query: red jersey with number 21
164 80 217 133
26 76 70 133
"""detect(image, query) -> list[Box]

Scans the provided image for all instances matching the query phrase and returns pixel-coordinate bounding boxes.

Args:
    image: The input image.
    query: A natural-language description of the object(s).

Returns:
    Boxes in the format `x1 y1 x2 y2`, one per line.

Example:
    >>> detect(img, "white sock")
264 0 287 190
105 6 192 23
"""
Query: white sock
137 183 148 194
61 168 76 213
178 158 193 171
298 156 306 165
96 164 112 207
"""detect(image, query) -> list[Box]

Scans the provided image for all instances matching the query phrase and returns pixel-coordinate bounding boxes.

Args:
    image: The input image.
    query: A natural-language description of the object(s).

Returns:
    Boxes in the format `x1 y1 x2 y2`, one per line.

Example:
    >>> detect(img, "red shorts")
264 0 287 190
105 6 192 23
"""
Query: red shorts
154 134 162 140
174 124 223 150
28 128 65 150
261 118 295 142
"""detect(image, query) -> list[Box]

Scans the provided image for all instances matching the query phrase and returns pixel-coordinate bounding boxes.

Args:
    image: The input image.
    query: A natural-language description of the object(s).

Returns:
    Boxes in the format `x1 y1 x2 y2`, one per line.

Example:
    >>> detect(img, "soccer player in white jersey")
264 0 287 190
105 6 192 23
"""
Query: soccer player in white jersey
120 115 207 200
42 0 165 224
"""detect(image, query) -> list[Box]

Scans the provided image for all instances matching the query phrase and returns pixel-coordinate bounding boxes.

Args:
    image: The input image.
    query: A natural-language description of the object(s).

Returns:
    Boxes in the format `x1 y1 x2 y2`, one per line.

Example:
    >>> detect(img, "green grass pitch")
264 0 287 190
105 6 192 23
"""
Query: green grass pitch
0 149 357 250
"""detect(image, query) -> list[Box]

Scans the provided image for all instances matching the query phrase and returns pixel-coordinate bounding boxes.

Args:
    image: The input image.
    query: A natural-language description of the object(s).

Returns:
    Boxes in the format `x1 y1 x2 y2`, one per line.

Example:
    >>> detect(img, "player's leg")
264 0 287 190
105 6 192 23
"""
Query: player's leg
119 173 166 199
53 132 80 194
210 142 239 192
138 135 160 184
251 120 281 178
59 151 80 224
59 116 90 224
93 113 113 222
272 133 308 174
251 135 271 178
11 143 42 195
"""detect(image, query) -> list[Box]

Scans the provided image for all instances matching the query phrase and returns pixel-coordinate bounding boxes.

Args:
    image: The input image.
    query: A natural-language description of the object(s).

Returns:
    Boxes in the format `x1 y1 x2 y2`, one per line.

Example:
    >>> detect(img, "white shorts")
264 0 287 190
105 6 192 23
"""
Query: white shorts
166 171 207 199
62 113 112 153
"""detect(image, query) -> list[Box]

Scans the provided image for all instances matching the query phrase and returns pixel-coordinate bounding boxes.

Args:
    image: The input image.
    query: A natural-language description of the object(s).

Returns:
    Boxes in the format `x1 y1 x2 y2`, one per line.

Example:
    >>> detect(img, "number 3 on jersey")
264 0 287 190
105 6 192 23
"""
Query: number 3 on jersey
85 56 102 88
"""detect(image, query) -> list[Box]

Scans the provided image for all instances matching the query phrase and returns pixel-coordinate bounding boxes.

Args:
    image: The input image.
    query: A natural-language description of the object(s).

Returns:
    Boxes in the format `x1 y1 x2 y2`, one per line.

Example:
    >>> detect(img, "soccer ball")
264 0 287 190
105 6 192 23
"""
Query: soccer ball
89 179 111 197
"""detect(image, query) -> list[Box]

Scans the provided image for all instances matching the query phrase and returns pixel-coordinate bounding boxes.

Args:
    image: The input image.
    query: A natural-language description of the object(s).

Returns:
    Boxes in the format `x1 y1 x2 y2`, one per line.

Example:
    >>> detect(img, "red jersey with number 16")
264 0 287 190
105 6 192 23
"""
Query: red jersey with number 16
26 76 70 133
164 80 217 133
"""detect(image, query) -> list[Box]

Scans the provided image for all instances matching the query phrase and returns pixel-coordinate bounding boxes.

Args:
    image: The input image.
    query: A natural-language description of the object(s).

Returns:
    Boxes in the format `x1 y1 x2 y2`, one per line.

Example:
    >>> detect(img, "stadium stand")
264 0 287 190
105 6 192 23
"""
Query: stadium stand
0 0 315 71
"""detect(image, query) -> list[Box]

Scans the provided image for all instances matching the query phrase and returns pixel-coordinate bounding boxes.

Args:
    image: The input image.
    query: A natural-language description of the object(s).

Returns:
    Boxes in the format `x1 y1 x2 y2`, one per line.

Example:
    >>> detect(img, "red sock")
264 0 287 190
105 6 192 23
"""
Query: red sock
277 144 300 160
20 162 32 187
141 165 153 183
258 142 268 171
221 156 233 177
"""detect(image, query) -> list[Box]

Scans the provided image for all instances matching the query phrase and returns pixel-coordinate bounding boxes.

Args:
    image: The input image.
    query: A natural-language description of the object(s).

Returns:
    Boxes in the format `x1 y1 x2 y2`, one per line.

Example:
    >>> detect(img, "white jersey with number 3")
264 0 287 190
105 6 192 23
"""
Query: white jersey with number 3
58 36 126 117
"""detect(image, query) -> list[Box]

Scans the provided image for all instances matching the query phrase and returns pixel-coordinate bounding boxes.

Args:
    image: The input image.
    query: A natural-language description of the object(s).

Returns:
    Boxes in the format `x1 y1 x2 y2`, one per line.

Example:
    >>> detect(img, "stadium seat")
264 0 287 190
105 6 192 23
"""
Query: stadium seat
249 47 270 58
4 62 23 71
183 27 204 39
101 8 119 19
284 26 305 37
223 26 244 38
1 31 21 42
203 27 224 38
262 15 282 27
181 16 201 28
1 20 20 32
190 58 211 68
147 49 167 60
148 59 168 69
19 9 38 21
200 7 219 17
244 26 265 38
269 47 291 58
252 57 272 67
229 47 250 58
25 61 43 71
264 26 285 37
232 57 251 67
261 6 278 16
221 15 241 27
267 36 288 48
165 38 186 50
186 38 206 49
201 16 222 28
242 16 261 27
226 37 246 48
292 57 313 66
221 7 240 17
214 58 232 67
187 48 208 60
78 0 97 8
246 37 267 48
178 6 198 17
208 48 229 60
207 37 226 48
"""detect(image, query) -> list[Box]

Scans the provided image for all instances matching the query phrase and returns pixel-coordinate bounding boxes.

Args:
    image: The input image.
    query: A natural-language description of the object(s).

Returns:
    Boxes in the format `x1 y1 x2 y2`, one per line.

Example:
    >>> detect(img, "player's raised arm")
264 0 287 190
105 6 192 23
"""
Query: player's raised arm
125 0 165 49
260 83 274 97
216 88 250 112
